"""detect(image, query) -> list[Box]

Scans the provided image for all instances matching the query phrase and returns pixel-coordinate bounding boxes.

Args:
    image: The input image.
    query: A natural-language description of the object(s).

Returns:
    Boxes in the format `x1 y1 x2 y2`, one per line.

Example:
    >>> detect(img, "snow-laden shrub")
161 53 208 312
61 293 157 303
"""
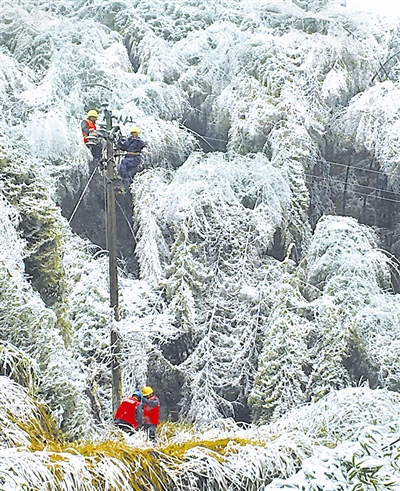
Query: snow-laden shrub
0 136 69 306
135 151 292 285
302 217 400 396
220 9 381 132
132 152 292 422
0 4 119 78
267 388 400 490
2 382 400 491
117 276 172 398
267 121 313 250
331 81 400 190
271 386 400 445
304 216 389 297
0 194 94 439
129 29 184 83
0 342 36 392
24 109 89 168
292 0 344 11
251 216 399 422
0 376 58 448
0 49 36 113
131 117 196 169
175 21 243 146
249 278 316 423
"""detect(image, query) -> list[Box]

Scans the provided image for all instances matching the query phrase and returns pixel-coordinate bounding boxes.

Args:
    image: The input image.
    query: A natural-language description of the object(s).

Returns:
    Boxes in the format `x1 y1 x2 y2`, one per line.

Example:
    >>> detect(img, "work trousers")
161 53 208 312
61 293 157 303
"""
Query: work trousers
143 423 157 442
119 156 141 190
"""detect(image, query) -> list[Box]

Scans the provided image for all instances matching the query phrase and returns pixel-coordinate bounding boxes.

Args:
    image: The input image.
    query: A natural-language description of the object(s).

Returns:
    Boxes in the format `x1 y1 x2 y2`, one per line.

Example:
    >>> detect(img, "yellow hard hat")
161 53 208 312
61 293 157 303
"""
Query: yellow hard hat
142 386 153 397
130 126 140 134
87 109 98 119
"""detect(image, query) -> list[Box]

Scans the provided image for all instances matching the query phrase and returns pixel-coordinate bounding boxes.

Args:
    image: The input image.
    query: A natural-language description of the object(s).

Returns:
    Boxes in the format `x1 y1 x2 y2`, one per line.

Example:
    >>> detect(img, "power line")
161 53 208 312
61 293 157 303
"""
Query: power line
68 166 98 224
345 189 400 205
115 198 137 245
305 172 394 196
304 172 400 205
315 158 400 180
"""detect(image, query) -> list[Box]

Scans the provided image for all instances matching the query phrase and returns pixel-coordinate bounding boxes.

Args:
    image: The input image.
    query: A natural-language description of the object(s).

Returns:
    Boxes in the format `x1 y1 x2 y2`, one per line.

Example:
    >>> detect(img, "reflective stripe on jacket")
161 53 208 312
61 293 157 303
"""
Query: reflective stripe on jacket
81 119 97 144
143 394 160 426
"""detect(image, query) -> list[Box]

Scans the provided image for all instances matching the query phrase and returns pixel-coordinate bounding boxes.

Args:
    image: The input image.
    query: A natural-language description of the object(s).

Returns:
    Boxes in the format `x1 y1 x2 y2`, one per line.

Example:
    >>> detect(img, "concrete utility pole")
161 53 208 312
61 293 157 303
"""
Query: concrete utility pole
104 108 122 414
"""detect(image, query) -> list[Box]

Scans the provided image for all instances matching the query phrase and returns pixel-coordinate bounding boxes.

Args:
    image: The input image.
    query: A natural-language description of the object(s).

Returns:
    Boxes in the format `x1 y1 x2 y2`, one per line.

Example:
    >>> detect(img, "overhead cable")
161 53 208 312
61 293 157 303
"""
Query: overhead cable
318 159 400 179
304 172 400 205
68 166 98 224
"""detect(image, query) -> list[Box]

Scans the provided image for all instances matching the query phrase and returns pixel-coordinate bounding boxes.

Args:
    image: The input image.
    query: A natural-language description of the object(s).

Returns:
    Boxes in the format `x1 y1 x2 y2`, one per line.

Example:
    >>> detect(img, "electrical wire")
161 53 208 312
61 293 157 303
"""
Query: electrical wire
68 166 98 224
343 189 400 205
317 159 400 179
305 172 395 195
179 124 214 150
115 198 137 244
304 172 400 205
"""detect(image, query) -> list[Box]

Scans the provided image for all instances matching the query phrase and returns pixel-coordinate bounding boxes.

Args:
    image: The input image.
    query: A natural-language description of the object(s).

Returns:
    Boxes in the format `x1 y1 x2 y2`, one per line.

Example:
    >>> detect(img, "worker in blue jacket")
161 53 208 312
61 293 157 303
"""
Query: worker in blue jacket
117 126 147 192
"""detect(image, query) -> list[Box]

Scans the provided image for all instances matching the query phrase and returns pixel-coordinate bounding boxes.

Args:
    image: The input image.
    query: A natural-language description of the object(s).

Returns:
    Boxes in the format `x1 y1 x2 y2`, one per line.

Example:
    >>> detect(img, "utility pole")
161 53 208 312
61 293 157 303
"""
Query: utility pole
104 108 122 413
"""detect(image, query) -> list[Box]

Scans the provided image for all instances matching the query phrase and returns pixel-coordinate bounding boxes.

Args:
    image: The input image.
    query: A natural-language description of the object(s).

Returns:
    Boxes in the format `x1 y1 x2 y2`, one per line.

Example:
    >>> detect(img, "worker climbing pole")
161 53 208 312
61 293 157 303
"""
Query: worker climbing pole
115 126 147 193
103 108 122 414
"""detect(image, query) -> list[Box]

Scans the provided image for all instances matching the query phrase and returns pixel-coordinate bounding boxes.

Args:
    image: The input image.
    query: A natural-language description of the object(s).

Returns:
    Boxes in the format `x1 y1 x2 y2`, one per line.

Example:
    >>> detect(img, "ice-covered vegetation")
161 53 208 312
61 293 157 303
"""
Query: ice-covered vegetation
2 377 400 490
1 0 400 488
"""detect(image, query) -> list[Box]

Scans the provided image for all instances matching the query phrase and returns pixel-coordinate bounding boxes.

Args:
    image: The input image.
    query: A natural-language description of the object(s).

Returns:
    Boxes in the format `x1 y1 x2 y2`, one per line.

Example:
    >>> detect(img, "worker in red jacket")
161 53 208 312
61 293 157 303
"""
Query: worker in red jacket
113 390 143 434
142 386 160 442
81 109 102 166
